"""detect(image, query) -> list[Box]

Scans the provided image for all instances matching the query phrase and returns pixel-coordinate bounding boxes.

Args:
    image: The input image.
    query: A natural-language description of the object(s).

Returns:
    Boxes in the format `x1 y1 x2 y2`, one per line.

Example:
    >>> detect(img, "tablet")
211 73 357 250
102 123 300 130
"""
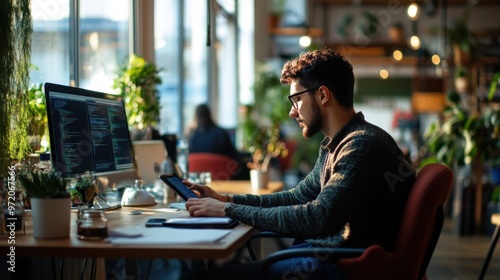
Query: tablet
159 174 198 201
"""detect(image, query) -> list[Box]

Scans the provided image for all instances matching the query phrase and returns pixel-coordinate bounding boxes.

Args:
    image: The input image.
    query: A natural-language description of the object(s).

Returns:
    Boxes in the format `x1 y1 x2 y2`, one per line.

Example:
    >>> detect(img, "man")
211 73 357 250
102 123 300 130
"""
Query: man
185 48 415 280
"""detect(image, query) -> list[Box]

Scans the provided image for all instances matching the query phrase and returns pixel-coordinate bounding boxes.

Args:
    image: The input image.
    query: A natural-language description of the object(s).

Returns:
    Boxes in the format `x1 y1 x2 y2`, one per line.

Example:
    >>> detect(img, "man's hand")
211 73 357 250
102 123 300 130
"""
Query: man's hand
185 197 227 217
183 180 225 201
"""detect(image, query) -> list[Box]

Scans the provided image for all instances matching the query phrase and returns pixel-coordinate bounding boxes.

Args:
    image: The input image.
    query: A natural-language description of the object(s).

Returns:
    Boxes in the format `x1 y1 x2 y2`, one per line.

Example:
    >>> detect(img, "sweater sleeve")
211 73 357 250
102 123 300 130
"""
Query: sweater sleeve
229 144 326 207
224 145 330 236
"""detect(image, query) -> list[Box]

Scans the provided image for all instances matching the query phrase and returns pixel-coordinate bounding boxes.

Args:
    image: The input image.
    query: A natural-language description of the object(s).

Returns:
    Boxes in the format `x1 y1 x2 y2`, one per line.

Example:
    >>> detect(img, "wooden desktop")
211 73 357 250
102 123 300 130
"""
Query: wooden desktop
0 180 283 260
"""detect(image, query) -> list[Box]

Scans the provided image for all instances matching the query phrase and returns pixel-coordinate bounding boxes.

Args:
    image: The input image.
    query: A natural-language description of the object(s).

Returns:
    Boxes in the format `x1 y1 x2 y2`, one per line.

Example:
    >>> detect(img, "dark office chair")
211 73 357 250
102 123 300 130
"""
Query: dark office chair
188 153 240 180
246 163 454 280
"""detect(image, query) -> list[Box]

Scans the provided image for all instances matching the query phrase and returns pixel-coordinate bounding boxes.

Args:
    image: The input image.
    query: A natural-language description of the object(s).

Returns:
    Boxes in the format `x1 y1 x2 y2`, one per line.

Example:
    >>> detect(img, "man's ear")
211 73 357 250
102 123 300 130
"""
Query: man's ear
318 86 331 105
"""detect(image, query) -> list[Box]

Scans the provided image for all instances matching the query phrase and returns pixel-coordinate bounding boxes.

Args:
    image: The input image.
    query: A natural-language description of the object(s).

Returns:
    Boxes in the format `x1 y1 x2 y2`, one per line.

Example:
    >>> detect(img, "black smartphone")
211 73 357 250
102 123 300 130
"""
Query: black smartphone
145 218 167 227
159 173 199 201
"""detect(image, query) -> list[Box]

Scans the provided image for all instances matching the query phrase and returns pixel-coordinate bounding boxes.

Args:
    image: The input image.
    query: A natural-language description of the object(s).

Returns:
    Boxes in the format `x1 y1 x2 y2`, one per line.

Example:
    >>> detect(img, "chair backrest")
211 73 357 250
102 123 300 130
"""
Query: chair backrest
188 153 241 180
339 163 454 280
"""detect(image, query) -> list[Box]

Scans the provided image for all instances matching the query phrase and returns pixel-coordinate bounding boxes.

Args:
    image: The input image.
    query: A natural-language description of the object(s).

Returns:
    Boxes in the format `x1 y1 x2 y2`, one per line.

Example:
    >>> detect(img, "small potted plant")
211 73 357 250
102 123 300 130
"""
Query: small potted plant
388 22 404 43
18 169 71 239
448 13 473 66
241 63 290 188
454 66 468 94
70 172 98 208
269 0 286 29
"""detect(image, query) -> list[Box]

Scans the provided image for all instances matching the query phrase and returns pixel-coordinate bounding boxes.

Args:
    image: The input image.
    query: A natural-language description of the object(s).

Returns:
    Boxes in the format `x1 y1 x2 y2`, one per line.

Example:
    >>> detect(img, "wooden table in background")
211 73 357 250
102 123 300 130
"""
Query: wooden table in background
209 180 284 195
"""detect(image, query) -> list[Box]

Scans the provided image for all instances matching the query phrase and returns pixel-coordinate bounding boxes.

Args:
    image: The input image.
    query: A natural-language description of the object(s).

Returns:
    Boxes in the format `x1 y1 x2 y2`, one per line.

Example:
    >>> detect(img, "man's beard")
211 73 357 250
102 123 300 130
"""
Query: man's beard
302 100 323 139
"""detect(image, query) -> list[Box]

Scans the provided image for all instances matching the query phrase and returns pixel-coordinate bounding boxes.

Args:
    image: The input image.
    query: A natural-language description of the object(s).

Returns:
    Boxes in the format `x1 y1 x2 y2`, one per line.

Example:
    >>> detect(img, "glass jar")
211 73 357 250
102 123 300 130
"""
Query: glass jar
77 209 108 240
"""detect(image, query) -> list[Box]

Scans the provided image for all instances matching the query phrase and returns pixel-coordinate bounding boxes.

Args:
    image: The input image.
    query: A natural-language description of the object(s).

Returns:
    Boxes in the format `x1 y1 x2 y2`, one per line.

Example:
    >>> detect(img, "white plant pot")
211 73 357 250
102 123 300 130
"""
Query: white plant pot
30 197 71 239
250 169 269 190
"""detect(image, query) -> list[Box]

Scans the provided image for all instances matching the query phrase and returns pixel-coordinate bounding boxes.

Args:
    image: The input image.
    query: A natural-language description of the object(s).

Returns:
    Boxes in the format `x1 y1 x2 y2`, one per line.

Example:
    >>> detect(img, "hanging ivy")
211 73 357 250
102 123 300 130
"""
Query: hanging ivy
0 0 33 176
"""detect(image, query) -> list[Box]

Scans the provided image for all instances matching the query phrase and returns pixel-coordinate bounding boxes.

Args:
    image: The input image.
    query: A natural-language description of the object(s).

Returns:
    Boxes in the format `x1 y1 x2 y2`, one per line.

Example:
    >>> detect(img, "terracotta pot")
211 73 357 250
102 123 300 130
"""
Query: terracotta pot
268 15 281 30
388 26 404 43
453 45 470 66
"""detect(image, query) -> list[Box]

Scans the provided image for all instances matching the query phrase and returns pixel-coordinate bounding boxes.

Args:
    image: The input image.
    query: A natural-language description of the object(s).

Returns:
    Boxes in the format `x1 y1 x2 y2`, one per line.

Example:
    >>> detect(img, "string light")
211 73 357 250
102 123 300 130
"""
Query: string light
393 50 403 61
409 35 421 50
407 2 420 21
299 35 312 48
380 69 389 79
431 54 441 65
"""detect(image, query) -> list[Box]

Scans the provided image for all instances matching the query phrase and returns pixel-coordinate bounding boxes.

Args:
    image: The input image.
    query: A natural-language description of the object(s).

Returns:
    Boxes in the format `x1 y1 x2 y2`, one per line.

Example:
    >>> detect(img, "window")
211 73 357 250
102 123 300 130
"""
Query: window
79 0 130 91
31 0 70 85
31 0 131 92
154 0 253 138
154 0 209 136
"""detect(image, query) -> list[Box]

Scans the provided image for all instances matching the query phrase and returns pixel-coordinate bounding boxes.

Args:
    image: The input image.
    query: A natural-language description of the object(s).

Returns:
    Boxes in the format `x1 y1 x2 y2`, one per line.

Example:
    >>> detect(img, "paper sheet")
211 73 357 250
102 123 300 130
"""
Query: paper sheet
107 226 231 245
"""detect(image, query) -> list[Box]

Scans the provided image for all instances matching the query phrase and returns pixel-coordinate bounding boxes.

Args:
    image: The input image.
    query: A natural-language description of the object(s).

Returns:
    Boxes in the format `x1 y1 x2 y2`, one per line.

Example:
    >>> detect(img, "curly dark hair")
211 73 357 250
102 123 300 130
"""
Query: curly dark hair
280 48 354 109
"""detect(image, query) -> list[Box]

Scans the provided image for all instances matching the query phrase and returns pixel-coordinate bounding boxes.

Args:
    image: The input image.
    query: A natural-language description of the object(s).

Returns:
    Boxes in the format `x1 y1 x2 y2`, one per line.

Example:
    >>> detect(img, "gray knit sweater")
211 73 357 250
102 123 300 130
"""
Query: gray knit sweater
225 112 415 250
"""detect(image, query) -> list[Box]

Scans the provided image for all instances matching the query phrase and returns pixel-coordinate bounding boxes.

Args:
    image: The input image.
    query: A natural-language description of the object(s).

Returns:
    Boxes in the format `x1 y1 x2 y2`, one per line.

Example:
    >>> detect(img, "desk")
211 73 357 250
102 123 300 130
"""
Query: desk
0 180 284 259
0 204 256 260
478 213 500 280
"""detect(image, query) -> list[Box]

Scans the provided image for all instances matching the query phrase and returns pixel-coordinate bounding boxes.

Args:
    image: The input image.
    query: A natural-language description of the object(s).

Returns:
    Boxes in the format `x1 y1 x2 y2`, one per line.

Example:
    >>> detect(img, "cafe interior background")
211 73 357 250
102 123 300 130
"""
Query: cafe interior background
1 0 500 278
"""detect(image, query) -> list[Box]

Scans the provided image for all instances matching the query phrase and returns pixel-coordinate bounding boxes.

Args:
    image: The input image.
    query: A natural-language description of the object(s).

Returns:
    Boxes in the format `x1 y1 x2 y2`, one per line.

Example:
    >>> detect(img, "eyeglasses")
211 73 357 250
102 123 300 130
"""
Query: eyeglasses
287 86 320 110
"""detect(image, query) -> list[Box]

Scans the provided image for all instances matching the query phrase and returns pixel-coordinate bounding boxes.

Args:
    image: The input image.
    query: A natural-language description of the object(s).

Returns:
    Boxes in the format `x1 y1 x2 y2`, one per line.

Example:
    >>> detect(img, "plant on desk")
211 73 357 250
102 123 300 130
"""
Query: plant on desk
241 63 290 188
70 172 99 208
18 168 71 239
244 124 288 189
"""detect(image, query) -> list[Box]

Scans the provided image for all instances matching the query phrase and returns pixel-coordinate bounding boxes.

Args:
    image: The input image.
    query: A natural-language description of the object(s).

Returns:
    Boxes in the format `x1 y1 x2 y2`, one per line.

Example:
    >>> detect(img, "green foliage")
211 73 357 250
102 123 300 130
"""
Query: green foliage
0 0 33 176
113 55 162 129
240 63 291 170
488 73 500 101
241 63 290 151
28 83 46 137
270 0 286 16
492 187 500 203
253 63 290 125
18 169 69 199
423 92 500 169
455 66 467 78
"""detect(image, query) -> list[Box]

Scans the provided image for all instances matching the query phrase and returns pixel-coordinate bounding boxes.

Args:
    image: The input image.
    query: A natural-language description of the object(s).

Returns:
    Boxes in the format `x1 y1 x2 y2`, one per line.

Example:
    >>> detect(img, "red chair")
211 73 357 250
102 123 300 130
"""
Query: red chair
249 163 454 280
188 153 241 180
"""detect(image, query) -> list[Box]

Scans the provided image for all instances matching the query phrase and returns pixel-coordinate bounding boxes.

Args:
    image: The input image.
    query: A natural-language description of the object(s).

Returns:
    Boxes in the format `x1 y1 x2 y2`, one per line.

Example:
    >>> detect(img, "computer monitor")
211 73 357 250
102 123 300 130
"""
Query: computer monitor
44 82 138 188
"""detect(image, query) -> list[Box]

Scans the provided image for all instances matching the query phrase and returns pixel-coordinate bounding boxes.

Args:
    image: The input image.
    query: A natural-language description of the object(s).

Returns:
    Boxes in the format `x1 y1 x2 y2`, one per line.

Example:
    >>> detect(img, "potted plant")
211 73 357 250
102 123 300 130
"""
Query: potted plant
113 54 162 140
70 172 99 208
18 169 71 239
447 13 473 66
454 66 469 94
240 63 290 188
422 91 500 234
388 22 404 43
268 0 286 29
